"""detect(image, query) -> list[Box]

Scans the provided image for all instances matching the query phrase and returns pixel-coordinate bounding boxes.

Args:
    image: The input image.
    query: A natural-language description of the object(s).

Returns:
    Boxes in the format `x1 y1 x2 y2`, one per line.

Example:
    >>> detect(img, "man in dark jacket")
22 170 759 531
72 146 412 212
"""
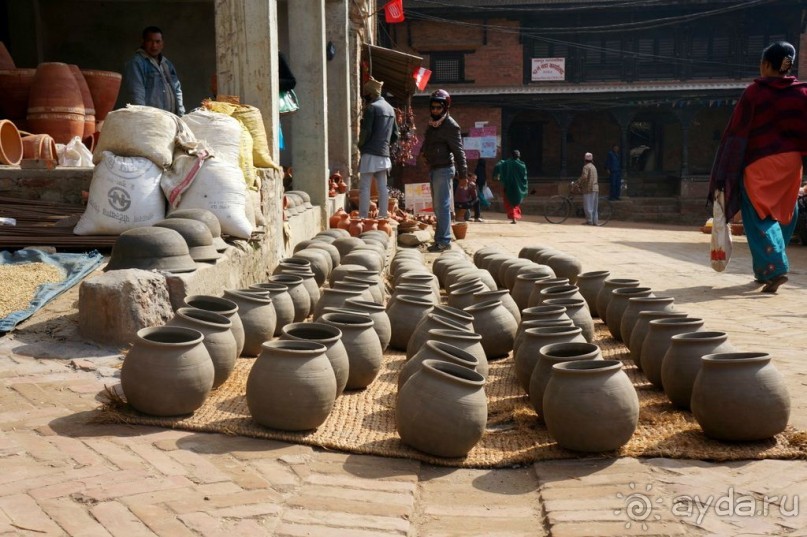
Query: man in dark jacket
123 26 184 115
421 89 467 252
357 77 398 219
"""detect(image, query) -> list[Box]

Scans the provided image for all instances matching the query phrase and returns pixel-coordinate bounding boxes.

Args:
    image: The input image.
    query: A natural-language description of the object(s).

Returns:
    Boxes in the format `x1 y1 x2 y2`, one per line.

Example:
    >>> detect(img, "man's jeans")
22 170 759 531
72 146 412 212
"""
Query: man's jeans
430 165 455 244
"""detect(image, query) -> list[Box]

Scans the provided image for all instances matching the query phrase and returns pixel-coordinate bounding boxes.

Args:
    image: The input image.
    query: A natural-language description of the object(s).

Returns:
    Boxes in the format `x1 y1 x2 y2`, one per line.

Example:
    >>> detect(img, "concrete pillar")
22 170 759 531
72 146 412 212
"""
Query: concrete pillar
289 0 329 226
325 0 352 193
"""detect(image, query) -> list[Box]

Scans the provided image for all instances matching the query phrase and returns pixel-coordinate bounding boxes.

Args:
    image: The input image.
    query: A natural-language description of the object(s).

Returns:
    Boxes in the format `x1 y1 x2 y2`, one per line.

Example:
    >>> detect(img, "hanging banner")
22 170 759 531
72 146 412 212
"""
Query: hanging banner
413 67 432 91
384 0 405 24
531 58 566 81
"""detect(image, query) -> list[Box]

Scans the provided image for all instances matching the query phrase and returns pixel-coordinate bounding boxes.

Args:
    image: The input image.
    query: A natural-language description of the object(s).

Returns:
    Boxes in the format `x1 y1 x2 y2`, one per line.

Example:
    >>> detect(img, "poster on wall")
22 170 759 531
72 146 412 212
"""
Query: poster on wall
405 182 433 214
465 126 498 159
531 58 566 81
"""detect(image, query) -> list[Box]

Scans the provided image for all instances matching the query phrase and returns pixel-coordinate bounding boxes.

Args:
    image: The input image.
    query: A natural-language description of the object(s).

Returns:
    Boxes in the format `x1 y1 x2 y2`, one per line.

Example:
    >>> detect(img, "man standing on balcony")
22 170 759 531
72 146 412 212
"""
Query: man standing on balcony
493 150 528 224
606 144 622 200
421 89 467 252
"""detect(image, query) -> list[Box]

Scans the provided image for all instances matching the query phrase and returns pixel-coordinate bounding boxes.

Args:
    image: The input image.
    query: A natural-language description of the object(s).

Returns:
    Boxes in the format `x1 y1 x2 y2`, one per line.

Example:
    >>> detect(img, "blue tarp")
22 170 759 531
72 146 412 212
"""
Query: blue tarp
0 249 105 333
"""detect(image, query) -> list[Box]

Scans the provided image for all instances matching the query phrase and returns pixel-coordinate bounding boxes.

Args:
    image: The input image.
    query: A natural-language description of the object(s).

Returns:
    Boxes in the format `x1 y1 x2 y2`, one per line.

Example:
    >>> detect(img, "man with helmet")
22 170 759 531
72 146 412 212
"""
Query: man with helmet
421 89 468 252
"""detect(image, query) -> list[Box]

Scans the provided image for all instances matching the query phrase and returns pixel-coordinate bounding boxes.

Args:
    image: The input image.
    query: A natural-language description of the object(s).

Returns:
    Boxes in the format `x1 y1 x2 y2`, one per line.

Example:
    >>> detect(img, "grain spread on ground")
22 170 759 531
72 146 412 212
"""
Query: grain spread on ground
0 262 64 318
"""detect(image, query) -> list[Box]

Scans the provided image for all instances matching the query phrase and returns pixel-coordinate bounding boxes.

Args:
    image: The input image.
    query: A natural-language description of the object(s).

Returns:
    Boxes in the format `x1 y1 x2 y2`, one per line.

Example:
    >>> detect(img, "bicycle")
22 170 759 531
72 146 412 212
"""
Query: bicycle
543 181 614 225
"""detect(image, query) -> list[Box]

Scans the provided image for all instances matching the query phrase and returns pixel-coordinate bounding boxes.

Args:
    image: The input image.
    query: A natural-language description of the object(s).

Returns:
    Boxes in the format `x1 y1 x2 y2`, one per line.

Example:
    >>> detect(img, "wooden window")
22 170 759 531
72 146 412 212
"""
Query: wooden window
430 52 465 83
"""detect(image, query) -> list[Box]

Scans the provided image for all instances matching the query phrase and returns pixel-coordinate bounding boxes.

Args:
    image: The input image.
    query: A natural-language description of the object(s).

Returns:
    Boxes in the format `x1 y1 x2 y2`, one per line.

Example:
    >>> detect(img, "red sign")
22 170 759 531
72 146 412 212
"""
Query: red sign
384 0 405 24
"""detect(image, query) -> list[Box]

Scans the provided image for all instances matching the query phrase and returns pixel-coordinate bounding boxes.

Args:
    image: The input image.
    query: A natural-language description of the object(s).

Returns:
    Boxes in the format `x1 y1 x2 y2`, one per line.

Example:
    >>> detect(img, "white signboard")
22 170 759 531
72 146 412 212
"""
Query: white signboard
531 57 566 81
405 182 433 214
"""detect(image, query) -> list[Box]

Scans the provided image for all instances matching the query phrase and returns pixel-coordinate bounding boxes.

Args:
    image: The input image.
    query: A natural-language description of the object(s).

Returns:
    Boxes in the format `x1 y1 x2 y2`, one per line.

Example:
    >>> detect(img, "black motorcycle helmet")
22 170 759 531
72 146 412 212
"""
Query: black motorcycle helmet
430 89 451 109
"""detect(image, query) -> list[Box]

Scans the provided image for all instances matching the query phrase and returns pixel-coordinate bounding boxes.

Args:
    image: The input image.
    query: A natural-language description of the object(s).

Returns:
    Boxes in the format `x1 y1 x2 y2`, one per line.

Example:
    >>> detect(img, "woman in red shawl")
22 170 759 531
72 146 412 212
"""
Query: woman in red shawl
708 41 807 293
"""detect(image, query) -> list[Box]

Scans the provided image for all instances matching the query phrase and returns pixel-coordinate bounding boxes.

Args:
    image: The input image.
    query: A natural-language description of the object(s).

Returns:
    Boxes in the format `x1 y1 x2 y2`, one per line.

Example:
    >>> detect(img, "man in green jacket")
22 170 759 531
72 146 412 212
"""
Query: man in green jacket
493 150 528 223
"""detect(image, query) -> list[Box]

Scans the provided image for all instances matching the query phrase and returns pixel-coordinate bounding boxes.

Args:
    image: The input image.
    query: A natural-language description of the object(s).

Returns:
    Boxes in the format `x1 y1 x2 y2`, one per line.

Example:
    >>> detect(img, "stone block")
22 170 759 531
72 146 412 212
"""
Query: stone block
78 269 173 345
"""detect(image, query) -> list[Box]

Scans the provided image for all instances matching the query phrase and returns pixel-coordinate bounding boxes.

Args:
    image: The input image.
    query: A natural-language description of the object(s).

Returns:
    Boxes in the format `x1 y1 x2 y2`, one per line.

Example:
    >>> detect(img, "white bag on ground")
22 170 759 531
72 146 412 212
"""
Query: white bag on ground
163 155 253 239
74 151 165 235
709 190 732 272
180 109 242 168
58 136 94 167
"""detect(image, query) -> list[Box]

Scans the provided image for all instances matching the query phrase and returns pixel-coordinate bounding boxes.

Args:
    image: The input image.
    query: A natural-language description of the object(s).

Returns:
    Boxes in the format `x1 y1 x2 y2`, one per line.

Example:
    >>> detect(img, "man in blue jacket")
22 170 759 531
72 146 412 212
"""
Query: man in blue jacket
123 26 185 116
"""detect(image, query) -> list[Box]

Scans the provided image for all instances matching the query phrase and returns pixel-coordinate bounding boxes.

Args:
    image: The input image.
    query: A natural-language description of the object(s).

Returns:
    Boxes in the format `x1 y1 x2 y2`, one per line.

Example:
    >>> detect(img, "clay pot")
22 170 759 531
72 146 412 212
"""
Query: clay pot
543 360 639 452
396 359 487 458
620 296 675 347
313 287 366 320
362 218 378 232
529 342 603 415
27 62 85 143
336 211 352 231
342 247 384 274
451 221 468 240
68 65 95 138
511 273 552 311
329 207 348 229
498 258 533 291
527 277 569 308
279 267 320 313
280 322 349 396
343 297 392 351
605 286 654 342
640 317 705 389
320 311 383 390
386 295 435 351
543 252 583 284
343 274 384 304
249 282 296 336
400 340 483 389
473 245 505 267
691 352 790 441
120 326 214 416
333 237 365 260
425 328 487 378
485 253 514 289
463 299 518 360
575 270 610 317
348 217 364 237
447 281 488 311
222 289 277 357
0 68 36 123
293 248 331 287
538 285 586 310
406 311 474 360
267 274 310 322
21 133 57 160
80 69 122 123
307 241 341 269
514 325 586 392
595 278 639 324
472 289 521 325
183 294 245 358
661 331 734 409
246 340 336 431
166 307 237 389
629 311 688 370
543 297 595 343
0 119 22 165
377 218 392 236
396 272 440 299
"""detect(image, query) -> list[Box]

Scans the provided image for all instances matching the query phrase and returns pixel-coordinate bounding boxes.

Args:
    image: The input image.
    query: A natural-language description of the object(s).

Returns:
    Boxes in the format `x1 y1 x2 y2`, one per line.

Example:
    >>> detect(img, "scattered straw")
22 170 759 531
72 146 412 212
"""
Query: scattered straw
0 262 64 318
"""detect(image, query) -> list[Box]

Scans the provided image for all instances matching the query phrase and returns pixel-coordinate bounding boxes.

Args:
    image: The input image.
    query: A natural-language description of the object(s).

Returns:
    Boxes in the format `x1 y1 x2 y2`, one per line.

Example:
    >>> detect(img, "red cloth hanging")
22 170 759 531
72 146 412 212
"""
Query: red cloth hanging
384 0 405 23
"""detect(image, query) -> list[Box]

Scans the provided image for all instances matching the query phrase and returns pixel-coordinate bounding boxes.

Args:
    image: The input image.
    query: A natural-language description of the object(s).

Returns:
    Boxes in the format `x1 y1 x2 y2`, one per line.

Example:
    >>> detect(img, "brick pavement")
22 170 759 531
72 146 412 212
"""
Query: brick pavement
0 211 806 536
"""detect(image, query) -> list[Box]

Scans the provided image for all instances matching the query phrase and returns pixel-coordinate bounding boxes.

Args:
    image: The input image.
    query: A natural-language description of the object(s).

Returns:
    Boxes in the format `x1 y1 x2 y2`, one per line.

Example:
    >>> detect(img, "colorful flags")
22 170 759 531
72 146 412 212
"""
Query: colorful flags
384 0 405 24
413 67 431 91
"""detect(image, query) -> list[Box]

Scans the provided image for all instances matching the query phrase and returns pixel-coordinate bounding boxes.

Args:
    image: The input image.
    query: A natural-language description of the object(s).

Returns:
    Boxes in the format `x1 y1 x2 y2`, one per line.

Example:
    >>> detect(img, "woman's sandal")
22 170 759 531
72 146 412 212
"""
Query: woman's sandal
761 275 788 293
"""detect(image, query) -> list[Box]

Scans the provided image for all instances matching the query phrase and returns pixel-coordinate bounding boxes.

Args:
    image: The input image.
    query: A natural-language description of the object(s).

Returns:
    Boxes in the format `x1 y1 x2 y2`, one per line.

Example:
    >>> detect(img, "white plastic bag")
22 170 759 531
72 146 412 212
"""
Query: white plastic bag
709 191 732 272
482 185 494 201
58 136 94 167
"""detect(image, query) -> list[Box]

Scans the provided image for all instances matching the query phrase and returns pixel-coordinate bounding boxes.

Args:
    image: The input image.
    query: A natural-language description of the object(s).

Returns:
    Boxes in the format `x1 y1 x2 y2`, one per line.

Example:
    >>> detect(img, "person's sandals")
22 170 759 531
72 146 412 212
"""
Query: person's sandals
761 275 788 293
427 242 450 253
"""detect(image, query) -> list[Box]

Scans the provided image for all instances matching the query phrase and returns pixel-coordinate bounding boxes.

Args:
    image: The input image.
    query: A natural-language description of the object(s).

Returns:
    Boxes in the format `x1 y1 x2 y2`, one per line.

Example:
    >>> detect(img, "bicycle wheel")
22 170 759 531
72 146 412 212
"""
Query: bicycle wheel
544 196 571 224
596 197 613 226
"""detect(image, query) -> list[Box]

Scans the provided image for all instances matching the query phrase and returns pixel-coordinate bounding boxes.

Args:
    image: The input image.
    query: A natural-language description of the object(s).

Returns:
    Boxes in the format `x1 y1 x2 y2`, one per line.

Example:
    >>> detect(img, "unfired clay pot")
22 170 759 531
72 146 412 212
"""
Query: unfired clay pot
166 307 237 389
661 331 734 409
280 322 349 396
529 342 602 415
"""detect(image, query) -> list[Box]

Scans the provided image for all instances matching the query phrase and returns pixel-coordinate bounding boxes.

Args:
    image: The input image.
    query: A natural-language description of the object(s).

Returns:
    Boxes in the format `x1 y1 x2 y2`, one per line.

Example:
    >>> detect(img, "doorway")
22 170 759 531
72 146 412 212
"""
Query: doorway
508 122 543 176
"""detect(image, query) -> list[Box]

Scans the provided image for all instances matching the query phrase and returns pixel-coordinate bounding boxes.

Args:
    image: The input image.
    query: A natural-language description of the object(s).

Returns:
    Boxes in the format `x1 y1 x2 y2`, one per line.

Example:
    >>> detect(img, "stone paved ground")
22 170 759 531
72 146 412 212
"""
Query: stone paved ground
1 210 806 536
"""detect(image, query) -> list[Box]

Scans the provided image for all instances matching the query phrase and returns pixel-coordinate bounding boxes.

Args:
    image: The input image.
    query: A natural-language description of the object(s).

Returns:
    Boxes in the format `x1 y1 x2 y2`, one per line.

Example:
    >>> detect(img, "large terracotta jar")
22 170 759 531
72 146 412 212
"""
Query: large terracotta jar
543 297 595 343
246 340 336 431
184 294 245 358
320 311 383 390
661 331 734 409
472 289 521 324
250 282 295 336
595 278 640 325
280 322 349 396
344 297 392 351
640 317 704 389
80 69 122 123
527 278 569 308
348 217 364 237
396 359 487 458
222 289 277 357
121 326 214 416
68 64 95 138
267 274 310 322
575 270 610 317
399 340 483 389
629 311 688 369
511 273 552 311
691 352 790 441
406 311 474 360
386 295 435 351
543 360 639 452
620 296 675 347
26 62 84 143
529 342 602 415
425 328 487 378
514 325 586 392
166 307 237 389
464 299 518 360
605 286 654 342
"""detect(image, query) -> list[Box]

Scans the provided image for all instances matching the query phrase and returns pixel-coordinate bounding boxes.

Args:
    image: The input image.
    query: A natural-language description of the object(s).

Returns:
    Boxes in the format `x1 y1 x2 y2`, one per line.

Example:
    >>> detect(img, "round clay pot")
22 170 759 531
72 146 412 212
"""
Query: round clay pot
293 248 331 287
691 352 790 441
640 317 705 389
0 119 22 165
121 326 214 416
513 318 575 354
249 282 295 336
246 340 336 431
330 263 373 288
543 360 639 452
425 328 487 378
399 340 482 389
222 289 277 357
543 297 595 343
396 272 440 299
605 286 654 342
661 331 734 409
80 69 122 123
485 254 515 289
166 307 237 389
527 278 569 308
392 283 437 305
313 287 366 320
529 342 603 415
267 274 310 322
575 270 610 317
280 322 349 396
595 278 640 325
0 68 36 123
68 64 95 138
344 273 384 304
406 311 473 360
396 359 487 458
329 207 349 230
620 296 675 347
514 325 586 392
319 311 383 390
20 132 57 160
629 311 689 370
344 297 391 351
511 273 552 311
280 267 320 313
27 62 84 143
463 299 518 360
473 245 505 267
538 285 586 310
342 248 384 274
183 294 245 358
332 236 365 259
472 288 521 324
386 295 435 351
447 281 489 311
499 258 534 291
543 252 583 284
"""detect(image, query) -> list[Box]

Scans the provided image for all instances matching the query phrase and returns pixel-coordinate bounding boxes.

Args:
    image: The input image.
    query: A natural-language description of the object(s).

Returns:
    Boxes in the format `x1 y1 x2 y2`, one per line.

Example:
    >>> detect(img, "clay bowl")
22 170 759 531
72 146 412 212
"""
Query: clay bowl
105 226 197 273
